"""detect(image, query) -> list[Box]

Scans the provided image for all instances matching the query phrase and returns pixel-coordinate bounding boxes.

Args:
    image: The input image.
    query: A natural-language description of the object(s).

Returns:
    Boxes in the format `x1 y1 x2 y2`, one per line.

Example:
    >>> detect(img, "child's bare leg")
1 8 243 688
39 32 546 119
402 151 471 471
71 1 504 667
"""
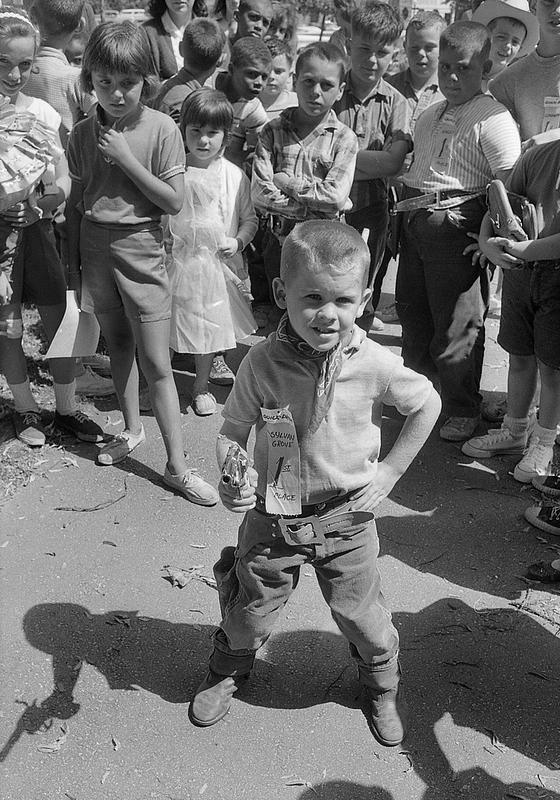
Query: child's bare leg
0 304 28 386
193 353 214 396
132 317 185 473
537 361 560 431
507 354 538 418
38 303 75 385
97 308 141 434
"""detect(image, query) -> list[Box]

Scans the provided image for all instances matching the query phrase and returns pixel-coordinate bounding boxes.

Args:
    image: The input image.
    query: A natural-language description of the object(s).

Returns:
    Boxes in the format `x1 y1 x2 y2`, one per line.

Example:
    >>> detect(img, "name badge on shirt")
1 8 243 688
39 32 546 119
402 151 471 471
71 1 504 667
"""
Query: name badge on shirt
431 114 455 175
542 97 560 133
261 406 301 515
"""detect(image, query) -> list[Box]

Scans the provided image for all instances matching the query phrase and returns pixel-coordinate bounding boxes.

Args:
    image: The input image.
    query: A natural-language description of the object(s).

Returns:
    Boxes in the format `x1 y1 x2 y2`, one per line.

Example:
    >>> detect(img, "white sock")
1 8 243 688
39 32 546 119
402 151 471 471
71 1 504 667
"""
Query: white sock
532 422 557 447
504 414 529 438
54 381 77 416
9 378 39 413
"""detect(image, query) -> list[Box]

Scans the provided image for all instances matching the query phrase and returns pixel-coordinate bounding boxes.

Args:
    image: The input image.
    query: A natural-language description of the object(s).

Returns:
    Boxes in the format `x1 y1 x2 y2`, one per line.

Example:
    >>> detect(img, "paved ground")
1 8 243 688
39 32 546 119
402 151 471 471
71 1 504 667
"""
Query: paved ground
2 268 560 800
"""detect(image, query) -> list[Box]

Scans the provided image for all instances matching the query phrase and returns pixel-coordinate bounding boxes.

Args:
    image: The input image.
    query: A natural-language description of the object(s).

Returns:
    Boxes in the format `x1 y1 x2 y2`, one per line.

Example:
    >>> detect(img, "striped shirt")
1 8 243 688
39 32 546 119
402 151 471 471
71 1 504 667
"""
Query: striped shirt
403 93 521 192
251 108 358 220
334 75 412 209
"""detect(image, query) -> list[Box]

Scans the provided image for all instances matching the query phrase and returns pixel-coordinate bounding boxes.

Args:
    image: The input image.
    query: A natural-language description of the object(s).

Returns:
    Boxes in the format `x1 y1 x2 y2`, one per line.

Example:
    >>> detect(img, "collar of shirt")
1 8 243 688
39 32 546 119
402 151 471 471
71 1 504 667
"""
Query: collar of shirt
346 73 389 104
280 106 341 134
161 10 185 38
35 46 72 66
401 69 438 96
95 102 144 132
176 66 199 84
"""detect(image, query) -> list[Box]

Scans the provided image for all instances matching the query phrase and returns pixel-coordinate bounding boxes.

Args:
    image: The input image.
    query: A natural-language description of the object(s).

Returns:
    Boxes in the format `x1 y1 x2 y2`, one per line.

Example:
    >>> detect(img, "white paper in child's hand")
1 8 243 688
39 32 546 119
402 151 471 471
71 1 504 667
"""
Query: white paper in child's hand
261 407 302 515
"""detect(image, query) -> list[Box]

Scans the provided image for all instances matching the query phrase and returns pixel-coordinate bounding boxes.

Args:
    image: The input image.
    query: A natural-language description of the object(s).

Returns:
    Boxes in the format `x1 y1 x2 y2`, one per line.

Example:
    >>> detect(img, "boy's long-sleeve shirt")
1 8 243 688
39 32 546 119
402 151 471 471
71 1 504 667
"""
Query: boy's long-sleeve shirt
251 108 358 220
334 76 412 209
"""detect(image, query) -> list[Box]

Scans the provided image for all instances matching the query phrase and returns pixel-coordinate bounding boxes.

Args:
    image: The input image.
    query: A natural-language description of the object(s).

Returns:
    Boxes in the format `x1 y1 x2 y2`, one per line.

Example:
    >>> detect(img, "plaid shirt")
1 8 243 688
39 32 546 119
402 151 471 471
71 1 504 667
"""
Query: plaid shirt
334 75 412 209
386 69 444 132
251 108 358 221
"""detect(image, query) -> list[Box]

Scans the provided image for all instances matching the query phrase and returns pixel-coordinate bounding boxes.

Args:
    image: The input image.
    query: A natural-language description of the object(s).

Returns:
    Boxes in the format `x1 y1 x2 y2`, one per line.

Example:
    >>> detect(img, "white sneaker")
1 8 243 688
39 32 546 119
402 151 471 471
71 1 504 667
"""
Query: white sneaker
369 316 385 332
461 423 527 458
209 355 235 386
75 366 115 397
513 437 554 483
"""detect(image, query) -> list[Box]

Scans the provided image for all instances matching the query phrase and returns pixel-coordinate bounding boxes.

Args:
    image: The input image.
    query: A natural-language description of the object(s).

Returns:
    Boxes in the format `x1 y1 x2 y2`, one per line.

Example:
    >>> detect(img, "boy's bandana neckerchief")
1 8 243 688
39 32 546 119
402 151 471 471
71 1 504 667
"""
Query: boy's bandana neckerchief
275 313 347 433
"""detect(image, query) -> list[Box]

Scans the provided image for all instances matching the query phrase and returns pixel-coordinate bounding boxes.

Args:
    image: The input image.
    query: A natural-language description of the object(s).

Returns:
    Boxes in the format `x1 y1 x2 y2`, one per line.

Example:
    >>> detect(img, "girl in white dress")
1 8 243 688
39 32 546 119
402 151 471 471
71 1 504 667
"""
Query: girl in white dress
168 88 257 415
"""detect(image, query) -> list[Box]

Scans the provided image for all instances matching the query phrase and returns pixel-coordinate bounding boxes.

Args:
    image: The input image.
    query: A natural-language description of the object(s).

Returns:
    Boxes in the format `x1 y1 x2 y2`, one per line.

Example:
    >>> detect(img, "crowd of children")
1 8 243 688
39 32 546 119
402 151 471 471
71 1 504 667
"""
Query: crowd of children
1 0 560 748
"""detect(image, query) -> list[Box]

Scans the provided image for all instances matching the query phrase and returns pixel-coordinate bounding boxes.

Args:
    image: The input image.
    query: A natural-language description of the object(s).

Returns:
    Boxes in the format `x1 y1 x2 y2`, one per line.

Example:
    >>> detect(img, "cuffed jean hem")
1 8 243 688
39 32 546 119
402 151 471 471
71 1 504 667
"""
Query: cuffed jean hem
209 628 257 677
357 654 401 693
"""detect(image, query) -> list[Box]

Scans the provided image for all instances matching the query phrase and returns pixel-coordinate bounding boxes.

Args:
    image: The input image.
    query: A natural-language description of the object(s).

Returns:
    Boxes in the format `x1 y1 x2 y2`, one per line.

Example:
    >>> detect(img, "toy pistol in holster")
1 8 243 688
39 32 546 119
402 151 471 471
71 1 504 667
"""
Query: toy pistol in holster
221 443 250 497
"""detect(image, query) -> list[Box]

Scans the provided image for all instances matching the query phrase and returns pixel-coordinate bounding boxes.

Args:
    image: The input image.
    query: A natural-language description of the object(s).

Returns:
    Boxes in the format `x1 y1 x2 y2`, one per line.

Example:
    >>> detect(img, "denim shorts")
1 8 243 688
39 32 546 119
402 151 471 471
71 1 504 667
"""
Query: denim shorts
80 219 171 323
3 219 66 307
498 264 560 369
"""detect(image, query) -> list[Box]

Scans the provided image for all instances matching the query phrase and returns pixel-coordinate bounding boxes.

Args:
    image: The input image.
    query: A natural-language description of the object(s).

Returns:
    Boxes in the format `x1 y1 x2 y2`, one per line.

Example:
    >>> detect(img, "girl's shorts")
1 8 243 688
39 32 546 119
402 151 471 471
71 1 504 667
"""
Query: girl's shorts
1 218 66 307
80 219 171 323
498 264 560 370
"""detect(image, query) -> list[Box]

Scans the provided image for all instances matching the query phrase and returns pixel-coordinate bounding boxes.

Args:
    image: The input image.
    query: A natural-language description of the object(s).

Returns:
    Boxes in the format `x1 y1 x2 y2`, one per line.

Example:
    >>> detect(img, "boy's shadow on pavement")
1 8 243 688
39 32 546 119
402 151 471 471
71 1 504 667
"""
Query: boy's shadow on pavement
5 597 560 776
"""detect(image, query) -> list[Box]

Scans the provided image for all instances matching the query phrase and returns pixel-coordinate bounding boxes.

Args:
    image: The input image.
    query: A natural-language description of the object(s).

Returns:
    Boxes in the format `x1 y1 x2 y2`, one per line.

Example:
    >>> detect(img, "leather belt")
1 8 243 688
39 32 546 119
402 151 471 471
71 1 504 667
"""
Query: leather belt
395 190 484 213
255 495 374 546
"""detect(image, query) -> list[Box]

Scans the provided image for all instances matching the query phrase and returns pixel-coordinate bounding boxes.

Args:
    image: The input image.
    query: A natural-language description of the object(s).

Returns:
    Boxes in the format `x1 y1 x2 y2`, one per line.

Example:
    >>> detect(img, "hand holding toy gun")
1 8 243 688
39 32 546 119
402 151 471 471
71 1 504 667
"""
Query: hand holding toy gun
221 443 250 497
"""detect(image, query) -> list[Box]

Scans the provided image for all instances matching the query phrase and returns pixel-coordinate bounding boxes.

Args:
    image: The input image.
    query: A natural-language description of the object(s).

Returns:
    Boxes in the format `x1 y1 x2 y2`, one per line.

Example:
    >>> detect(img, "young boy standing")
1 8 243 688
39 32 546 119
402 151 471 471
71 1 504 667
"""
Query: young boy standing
215 36 272 168
259 37 296 120
251 42 358 301
396 21 521 442
189 221 441 745
333 1 413 333
473 0 538 90
153 18 225 123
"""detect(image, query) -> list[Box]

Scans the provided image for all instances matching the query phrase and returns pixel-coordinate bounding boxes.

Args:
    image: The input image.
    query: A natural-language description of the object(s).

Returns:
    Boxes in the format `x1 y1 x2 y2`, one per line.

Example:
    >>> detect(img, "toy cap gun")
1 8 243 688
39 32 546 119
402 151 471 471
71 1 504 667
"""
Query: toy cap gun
221 443 250 497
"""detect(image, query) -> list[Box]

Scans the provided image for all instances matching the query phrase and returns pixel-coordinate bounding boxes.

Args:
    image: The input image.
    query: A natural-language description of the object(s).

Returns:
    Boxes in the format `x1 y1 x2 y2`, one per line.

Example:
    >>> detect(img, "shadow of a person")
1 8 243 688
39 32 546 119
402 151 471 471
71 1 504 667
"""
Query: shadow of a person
297 780 394 799
1 603 216 762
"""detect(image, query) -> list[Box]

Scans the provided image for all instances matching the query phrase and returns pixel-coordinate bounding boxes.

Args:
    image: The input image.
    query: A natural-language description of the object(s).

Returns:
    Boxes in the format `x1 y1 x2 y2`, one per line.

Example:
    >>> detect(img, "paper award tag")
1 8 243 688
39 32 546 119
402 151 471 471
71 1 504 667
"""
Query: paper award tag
542 96 560 133
261 406 301 515
431 114 455 175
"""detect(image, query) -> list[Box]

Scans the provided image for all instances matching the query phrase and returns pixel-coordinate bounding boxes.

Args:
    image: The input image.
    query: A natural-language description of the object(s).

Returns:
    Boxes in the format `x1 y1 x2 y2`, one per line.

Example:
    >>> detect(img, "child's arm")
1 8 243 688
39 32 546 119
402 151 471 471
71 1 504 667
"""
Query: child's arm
251 127 306 218
273 130 359 214
216 421 258 513
97 128 185 215
478 211 525 270
353 140 410 181
218 172 258 259
225 102 269 168
352 387 441 511
503 232 560 262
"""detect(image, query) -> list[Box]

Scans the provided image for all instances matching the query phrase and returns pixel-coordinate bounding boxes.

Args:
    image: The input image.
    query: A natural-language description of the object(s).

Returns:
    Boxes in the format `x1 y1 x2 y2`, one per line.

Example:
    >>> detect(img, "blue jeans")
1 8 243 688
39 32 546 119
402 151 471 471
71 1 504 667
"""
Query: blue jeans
346 200 389 329
209 504 400 693
396 198 490 418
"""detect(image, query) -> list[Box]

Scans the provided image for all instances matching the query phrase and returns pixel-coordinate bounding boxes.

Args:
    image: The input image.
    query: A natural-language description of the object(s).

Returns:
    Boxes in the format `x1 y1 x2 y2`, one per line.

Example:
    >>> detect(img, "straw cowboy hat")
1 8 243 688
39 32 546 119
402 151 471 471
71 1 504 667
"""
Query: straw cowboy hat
473 0 539 57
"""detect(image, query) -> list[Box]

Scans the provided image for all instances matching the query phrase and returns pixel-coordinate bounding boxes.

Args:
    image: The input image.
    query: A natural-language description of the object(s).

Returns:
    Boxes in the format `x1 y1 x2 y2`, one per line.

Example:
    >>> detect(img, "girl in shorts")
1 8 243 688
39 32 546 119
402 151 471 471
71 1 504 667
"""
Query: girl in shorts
0 6 103 448
66 21 217 505
167 88 257 416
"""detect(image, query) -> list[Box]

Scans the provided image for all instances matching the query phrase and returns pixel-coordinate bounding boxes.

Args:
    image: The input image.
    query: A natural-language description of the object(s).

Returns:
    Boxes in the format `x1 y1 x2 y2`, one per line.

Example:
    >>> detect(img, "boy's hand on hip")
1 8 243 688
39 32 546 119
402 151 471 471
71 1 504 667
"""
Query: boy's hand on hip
97 128 133 167
352 462 401 511
219 466 258 513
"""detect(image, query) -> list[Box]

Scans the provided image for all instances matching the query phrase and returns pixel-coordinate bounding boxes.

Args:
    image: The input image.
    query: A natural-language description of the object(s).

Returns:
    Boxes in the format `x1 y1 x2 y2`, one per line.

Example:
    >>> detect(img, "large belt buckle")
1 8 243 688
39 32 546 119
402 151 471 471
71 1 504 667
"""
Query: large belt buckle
277 515 326 546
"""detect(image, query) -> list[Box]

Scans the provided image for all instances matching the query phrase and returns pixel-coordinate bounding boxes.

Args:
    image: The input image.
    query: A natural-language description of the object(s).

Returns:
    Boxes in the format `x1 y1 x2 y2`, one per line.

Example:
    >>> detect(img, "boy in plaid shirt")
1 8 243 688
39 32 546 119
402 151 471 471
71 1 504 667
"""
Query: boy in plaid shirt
251 42 358 303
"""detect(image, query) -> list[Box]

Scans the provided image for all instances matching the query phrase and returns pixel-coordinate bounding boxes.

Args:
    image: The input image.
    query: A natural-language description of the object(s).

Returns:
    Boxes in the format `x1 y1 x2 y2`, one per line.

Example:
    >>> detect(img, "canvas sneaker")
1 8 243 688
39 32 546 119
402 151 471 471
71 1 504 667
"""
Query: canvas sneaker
75 366 115 397
13 410 46 447
532 474 560 499
513 437 554 483
97 426 145 465
163 466 218 506
461 423 527 459
440 416 479 442
193 392 217 416
209 355 235 386
55 410 104 442
524 500 560 536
